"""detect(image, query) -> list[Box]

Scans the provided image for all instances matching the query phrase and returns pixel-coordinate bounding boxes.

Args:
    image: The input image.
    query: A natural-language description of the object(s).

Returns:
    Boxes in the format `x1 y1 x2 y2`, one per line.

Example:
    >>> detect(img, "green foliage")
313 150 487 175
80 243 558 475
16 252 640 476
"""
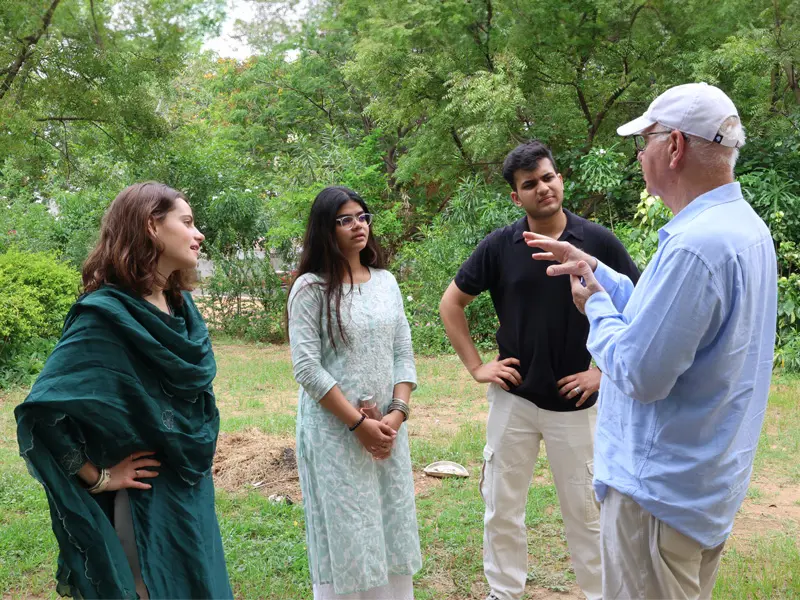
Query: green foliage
3 0 800 367
1 0 225 184
776 274 800 371
739 169 800 371
613 190 672 271
196 251 288 344
0 249 80 339
0 248 80 387
740 169 800 262
48 188 112 267
576 146 628 195
395 176 521 354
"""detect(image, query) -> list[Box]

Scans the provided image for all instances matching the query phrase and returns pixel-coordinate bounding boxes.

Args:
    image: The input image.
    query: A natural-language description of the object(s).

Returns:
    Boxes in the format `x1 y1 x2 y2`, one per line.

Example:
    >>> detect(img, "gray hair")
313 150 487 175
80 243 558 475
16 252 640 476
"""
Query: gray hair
686 116 745 172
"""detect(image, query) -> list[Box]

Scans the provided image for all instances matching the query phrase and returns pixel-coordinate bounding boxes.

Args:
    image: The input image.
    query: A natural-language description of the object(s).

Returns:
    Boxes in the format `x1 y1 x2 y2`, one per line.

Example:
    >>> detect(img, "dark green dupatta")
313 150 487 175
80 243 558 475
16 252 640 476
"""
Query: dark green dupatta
15 286 232 599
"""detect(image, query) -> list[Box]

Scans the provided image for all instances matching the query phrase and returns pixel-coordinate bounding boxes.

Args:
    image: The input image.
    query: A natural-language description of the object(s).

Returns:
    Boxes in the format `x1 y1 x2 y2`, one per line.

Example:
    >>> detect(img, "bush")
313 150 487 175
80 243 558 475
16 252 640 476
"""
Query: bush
612 190 671 271
776 273 800 372
395 176 521 355
0 248 80 387
616 186 800 373
196 250 288 344
395 225 477 355
774 329 800 373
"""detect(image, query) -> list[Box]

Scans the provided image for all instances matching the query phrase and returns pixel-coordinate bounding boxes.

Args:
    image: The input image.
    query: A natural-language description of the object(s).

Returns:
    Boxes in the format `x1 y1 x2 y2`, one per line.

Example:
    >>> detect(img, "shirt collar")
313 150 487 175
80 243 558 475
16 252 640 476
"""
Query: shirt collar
658 182 743 244
512 209 584 243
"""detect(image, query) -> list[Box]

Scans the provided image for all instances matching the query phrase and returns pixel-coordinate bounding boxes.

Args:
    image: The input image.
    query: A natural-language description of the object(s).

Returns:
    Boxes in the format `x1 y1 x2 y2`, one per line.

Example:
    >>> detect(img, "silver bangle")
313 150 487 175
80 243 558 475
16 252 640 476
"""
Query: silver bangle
87 468 110 494
388 398 410 422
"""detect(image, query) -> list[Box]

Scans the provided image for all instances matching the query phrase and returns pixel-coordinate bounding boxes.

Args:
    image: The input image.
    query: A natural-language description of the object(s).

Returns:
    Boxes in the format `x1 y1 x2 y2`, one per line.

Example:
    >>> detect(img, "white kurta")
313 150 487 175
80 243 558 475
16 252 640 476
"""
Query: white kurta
288 268 421 597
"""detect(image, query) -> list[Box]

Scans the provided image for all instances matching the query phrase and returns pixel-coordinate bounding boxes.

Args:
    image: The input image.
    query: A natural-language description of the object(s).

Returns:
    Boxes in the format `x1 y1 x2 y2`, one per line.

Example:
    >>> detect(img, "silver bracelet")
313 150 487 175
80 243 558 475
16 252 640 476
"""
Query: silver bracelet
388 398 410 422
87 468 111 494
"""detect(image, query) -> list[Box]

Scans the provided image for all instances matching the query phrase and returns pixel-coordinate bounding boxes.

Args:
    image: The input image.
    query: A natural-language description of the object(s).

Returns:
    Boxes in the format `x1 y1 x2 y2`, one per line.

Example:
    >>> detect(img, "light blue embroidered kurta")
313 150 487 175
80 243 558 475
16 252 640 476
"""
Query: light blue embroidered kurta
288 268 421 595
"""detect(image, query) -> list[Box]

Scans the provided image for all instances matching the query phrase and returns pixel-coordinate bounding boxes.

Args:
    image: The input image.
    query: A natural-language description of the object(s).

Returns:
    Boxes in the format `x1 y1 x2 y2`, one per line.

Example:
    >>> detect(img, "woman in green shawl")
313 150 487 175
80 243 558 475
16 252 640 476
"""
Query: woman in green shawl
15 182 232 599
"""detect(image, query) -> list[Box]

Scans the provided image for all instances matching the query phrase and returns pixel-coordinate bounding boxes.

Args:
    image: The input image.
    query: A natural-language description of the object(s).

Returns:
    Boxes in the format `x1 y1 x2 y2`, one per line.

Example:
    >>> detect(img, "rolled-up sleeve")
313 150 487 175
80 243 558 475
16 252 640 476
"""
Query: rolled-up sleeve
287 277 338 401
391 279 418 390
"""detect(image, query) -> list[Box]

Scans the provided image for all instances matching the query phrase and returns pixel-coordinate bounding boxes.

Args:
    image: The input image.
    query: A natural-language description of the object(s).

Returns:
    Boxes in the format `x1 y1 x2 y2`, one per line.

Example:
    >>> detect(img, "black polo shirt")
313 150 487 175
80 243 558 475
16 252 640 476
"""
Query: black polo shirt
455 209 640 412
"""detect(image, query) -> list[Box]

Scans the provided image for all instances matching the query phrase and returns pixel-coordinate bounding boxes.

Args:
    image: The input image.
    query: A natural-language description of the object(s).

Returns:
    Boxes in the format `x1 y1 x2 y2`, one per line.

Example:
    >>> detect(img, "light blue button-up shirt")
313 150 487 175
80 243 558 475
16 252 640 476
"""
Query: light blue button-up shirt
585 182 777 548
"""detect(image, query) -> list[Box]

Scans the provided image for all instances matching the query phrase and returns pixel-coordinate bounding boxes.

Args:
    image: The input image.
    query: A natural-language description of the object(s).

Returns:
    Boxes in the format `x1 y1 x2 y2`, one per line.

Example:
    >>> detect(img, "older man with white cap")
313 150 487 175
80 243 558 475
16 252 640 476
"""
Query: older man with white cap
523 82 778 599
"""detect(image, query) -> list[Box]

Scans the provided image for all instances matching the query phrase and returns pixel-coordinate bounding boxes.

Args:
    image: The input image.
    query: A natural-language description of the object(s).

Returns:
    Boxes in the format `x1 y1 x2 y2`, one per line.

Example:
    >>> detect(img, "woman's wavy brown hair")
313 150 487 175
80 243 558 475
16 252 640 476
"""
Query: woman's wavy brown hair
82 182 196 306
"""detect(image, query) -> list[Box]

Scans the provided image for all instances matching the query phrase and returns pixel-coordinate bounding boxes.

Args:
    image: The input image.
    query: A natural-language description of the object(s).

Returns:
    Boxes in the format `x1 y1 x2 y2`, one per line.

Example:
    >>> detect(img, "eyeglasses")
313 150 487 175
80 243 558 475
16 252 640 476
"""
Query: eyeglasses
633 130 688 153
335 213 373 229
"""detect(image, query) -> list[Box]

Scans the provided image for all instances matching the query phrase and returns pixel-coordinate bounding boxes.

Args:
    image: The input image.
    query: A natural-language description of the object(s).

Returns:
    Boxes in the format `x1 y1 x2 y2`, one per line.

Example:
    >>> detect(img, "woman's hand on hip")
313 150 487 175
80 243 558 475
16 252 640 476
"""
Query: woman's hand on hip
106 451 161 491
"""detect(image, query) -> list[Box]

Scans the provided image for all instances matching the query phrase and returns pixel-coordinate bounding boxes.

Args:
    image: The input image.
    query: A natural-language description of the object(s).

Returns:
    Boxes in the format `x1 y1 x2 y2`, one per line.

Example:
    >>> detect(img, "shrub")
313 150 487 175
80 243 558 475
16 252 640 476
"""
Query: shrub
0 248 80 387
617 186 800 373
395 176 520 355
613 190 671 271
196 250 288 344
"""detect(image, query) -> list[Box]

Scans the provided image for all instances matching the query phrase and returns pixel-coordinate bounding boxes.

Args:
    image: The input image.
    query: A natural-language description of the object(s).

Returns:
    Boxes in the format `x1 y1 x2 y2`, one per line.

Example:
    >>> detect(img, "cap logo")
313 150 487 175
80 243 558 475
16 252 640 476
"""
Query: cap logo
713 134 723 144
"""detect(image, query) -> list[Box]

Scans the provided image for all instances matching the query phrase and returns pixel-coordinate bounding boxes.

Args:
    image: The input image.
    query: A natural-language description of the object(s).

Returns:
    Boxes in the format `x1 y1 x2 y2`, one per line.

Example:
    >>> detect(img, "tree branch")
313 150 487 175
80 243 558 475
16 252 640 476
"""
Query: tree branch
62 120 70 183
588 82 632 146
90 121 126 152
574 82 593 130
451 128 475 173
89 0 104 49
783 63 800 104
483 0 494 71
629 1 650 29
36 116 108 122
0 0 63 102
256 79 336 125
31 130 81 177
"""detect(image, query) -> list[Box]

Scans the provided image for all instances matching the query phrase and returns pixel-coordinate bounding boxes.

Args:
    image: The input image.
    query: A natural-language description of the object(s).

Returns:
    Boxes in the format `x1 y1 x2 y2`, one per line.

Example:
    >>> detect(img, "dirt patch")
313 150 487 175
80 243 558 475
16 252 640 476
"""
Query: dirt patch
731 476 800 550
214 429 455 503
423 571 459 598
213 429 301 502
525 586 583 600
737 480 800 521
408 404 487 438
416 569 582 600
769 382 791 395
440 580 582 600
414 470 446 497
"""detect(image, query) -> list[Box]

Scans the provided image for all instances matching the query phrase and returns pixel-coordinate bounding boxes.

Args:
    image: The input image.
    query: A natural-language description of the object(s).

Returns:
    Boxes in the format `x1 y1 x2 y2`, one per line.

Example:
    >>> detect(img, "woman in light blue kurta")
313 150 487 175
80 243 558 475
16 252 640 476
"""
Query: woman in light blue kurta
288 186 422 599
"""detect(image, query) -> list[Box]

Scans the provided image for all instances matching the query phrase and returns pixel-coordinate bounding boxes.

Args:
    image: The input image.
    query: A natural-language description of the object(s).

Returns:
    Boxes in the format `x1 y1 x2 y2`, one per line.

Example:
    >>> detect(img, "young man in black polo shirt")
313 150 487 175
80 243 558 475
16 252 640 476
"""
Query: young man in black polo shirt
440 140 640 600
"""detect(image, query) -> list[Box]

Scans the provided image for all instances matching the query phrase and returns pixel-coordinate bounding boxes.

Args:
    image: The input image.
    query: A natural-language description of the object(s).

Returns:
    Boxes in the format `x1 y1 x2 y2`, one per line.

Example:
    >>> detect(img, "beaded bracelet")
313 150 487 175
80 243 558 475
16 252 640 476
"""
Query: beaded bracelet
349 414 366 432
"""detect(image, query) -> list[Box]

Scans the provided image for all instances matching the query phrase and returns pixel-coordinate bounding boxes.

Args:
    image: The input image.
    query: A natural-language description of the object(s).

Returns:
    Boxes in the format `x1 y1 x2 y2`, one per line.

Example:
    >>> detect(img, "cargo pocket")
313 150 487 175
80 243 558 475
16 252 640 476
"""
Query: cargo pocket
479 445 494 511
584 460 599 524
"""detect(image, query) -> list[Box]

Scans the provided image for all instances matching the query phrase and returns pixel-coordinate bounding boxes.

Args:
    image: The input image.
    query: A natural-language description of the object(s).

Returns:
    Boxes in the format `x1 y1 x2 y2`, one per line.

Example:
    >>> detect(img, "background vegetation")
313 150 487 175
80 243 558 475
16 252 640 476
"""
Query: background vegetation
2 4 800 598
3 0 800 383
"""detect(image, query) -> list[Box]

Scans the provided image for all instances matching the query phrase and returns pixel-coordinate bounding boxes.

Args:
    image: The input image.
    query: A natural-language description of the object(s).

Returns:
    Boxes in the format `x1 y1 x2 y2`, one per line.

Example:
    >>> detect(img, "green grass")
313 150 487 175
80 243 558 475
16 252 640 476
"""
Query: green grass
746 485 763 501
0 444 60 599
714 529 800 599
753 374 800 482
217 491 310 598
1 342 799 599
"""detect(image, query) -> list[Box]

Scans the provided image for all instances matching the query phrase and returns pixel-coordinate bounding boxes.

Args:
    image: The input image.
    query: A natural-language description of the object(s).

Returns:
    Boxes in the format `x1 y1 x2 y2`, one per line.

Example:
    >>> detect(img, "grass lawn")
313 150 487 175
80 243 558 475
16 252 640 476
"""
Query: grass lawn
1 339 799 599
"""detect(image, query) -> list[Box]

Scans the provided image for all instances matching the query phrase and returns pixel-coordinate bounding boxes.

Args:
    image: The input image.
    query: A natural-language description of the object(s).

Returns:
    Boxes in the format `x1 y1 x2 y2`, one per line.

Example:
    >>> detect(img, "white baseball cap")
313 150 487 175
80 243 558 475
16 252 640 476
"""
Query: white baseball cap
617 82 743 148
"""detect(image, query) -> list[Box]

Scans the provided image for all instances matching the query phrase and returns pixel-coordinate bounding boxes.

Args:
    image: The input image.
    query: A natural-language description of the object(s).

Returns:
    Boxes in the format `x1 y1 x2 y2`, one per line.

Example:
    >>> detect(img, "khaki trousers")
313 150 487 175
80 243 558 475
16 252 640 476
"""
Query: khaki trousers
600 487 725 600
481 384 601 600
